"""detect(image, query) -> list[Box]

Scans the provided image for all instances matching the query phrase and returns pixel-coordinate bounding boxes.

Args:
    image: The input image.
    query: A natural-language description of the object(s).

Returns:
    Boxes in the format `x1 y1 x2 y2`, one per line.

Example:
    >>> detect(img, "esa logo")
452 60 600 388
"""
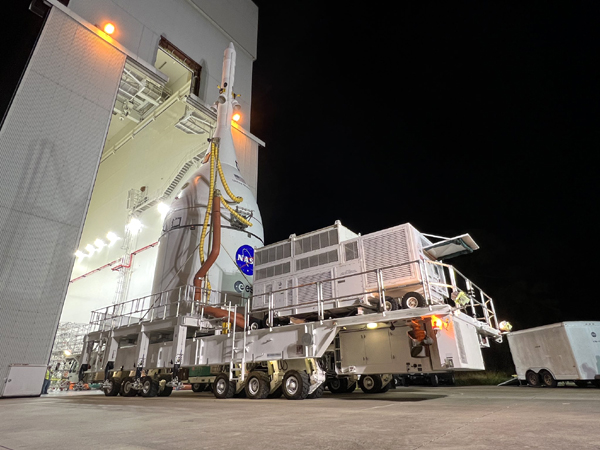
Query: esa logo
236 245 254 276
234 280 252 294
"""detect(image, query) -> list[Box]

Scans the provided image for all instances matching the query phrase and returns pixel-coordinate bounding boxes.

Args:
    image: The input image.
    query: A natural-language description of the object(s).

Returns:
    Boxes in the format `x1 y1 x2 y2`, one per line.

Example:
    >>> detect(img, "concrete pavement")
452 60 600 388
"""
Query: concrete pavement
1 385 599 449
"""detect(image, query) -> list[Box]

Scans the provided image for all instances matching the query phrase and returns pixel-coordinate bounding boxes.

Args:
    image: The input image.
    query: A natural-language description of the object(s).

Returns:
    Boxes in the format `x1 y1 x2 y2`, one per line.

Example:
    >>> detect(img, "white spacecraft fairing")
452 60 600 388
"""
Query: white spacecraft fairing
151 43 264 303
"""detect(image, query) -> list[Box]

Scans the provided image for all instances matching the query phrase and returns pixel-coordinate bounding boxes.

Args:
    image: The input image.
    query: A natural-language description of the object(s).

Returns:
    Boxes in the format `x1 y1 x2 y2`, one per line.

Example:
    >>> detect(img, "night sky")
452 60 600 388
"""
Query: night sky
3 1 599 369
250 1 600 341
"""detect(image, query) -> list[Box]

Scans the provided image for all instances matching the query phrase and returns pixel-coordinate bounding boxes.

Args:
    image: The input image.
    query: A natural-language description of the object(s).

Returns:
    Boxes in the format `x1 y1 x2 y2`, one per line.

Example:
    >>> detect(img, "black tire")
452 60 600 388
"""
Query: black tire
267 386 283 398
140 377 158 397
379 380 391 393
430 374 439 387
245 371 270 399
593 380 600 389
307 383 325 399
120 377 137 397
396 376 409 387
213 373 235 399
445 373 456 386
526 370 541 387
358 374 383 394
345 381 357 393
192 383 207 393
574 381 588 388
103 378 121 396
327 377 351 394
282 370 310 400
539 370 558 388
401 292 426 309
384 297 399 312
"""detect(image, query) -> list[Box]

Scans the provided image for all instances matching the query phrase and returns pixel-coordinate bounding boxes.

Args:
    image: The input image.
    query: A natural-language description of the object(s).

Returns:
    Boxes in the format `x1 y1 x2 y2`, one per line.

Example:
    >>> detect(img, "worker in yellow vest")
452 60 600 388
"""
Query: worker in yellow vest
41 365 51 395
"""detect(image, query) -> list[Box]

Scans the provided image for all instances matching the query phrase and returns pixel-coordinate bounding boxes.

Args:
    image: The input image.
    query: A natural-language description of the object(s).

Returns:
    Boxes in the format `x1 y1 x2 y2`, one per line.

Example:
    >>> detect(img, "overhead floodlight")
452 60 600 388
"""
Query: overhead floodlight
127 218 142 234
63 350 72 356
74 250 85 258
366 323 378 329
232 113 241 122
157 202 170 216
94 239 106 249
106 232 119 243
85 244 96 255
104 23 115 35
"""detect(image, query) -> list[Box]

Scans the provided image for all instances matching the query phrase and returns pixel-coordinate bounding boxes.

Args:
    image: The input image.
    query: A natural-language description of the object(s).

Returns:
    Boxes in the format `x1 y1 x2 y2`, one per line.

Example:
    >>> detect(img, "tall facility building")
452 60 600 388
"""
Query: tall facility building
0 0 263 397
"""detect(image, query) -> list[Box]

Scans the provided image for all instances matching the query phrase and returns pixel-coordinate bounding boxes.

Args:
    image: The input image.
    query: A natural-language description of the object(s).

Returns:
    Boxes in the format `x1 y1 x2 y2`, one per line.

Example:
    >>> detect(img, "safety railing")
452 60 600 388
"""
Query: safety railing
249 258 500 333
88 283 248 333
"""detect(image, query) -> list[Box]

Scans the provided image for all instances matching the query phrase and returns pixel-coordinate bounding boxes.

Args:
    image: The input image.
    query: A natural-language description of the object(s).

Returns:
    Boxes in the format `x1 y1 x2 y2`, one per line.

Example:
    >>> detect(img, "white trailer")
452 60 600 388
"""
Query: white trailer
507 322 600 387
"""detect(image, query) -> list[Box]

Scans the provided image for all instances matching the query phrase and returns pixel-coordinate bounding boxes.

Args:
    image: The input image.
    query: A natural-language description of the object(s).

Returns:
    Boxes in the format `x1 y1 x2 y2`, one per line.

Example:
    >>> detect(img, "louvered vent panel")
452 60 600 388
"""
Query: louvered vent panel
297 271 334 304
362 228 413 286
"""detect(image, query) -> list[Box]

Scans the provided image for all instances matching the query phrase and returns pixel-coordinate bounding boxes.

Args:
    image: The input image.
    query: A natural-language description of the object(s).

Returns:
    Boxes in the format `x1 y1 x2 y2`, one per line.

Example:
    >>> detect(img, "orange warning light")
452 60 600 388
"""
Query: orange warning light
431 315 443 331
232 113 241 122
104 23 115 35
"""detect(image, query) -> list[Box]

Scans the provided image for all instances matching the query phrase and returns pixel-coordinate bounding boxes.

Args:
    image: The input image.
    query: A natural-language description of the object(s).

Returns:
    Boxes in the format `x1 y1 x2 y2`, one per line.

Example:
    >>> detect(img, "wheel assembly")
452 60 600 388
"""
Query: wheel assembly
120 377 137 397
245 371 270 399
401 292 426 309
384 297 399 312
526 370 541 387
327 377 354 394
358 374 383 394
213 373 235 399
539 370 557 388
307 383 324 399
103 378 121 396
140 376 158 397
192 383 207 393
282 370 310 400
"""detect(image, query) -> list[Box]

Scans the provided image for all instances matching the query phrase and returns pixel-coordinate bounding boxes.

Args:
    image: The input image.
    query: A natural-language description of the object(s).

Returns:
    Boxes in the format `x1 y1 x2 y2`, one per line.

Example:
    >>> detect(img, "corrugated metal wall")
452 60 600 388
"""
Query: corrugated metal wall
0 7 125 396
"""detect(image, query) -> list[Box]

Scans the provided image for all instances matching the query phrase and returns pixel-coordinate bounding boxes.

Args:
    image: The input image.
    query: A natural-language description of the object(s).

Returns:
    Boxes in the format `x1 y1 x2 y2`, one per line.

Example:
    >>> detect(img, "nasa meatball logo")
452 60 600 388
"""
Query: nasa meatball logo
236 245 254 276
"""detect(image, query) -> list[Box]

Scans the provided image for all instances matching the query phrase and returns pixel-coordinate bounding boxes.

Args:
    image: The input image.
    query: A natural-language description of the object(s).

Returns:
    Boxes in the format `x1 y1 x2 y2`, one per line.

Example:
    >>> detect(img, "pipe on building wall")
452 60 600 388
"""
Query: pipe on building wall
193 195 245 329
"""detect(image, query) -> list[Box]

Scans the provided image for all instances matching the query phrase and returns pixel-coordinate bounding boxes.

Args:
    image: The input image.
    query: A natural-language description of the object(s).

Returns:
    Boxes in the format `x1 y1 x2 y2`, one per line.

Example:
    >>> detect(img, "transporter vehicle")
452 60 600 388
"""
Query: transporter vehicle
78 43 505 400
508 322 600 388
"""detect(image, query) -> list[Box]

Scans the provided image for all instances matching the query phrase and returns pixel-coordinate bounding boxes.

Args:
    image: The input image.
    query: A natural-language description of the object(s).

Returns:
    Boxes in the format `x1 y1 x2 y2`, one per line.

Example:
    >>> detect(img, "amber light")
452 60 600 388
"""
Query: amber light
431 315 443 331
232 113 241 122
104 23 115 35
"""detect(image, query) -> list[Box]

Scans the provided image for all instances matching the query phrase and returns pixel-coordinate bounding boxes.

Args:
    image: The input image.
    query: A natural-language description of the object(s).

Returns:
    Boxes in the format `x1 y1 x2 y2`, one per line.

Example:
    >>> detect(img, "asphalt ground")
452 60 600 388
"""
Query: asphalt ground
1 385 599 450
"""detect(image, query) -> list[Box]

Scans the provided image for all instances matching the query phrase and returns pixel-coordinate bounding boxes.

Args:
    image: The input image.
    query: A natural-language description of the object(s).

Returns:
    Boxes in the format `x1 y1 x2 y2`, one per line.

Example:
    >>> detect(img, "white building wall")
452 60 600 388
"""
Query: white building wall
0 7 126 396
60 0 262 324
67 0 258 129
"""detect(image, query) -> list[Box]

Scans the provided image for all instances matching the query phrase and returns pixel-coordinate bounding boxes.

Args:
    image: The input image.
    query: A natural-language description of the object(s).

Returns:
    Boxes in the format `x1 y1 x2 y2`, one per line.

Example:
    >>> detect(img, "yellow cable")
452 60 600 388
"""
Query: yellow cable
221 198 253 227
198 141 217 296
216 157 243 203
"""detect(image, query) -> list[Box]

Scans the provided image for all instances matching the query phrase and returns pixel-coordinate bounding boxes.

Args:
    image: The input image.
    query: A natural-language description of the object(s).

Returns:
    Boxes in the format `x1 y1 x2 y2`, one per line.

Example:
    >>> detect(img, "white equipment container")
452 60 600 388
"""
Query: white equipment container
507 321 600 386
1 364 46 397
252 222 477 318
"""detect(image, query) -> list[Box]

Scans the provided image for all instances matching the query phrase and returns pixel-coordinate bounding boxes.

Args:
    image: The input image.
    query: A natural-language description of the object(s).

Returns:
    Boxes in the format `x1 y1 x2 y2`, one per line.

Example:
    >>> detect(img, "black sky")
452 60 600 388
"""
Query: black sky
3 2 599 369
249 0 600 340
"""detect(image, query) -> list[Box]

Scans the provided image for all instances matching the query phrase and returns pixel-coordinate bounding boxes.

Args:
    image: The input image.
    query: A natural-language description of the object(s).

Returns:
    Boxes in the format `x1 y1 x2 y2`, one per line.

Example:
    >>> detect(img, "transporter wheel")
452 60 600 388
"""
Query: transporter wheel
539 370 558 388
384 297 399 312
307 383 325 399
213 373 235 399
526 370 541 387
282 370 310 400
120 377 137 397
574 381 588 388
267 386 283 398
245 371 270 399
103 378 121 396
592 380 600 388
140 377 158 397
358 375 383 394
429 374 440 387
327 377 351 394
192 383 207 393
401 292 426 309
379 380 391 393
